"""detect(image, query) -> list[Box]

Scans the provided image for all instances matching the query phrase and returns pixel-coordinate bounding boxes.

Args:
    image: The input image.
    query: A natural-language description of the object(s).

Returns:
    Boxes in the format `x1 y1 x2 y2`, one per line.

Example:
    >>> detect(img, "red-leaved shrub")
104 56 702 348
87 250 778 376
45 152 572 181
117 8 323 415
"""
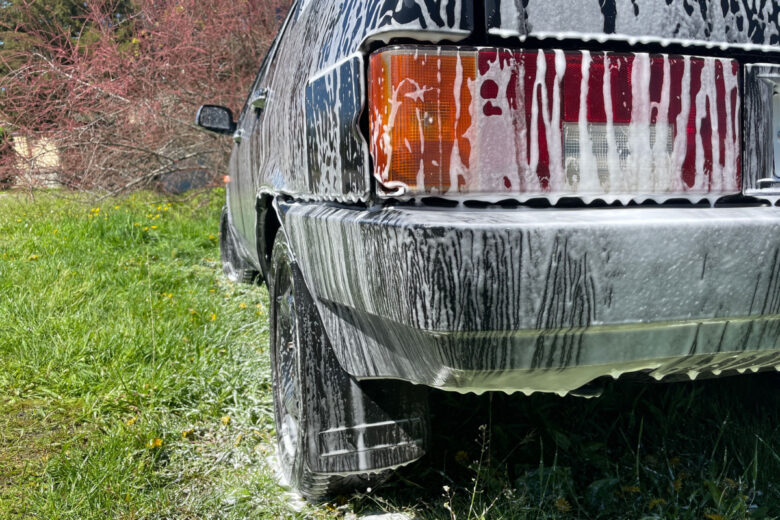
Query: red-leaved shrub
0 0 291 192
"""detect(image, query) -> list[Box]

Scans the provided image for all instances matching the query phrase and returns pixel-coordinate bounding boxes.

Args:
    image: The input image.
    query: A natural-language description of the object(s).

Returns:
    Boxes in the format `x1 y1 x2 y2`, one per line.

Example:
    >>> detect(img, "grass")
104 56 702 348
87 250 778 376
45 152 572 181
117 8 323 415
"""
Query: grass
359 376 780 519
0 189 327 519
0 188 778 519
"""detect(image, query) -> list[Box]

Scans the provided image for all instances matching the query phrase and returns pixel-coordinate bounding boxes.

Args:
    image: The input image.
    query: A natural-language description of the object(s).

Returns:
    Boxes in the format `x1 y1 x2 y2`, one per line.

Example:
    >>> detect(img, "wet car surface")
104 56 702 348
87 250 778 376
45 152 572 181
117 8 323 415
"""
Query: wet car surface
197 0 780 500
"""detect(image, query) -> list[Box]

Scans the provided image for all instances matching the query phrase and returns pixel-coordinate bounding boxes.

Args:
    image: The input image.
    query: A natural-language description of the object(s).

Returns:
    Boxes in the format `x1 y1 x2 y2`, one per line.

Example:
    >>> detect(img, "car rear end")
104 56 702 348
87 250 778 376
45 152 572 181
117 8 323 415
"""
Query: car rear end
286 3 780 396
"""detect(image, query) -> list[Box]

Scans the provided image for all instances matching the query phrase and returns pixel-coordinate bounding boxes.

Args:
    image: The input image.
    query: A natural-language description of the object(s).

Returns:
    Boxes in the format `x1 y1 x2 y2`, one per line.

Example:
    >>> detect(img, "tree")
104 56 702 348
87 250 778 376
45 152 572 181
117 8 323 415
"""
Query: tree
0 0 136 76
0 0 291 191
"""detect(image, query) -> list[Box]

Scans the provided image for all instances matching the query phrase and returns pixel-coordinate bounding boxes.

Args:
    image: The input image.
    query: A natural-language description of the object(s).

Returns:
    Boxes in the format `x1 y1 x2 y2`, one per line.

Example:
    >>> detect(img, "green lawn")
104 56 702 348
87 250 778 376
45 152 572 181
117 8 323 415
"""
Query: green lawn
0 189 778 519
0 190 327 519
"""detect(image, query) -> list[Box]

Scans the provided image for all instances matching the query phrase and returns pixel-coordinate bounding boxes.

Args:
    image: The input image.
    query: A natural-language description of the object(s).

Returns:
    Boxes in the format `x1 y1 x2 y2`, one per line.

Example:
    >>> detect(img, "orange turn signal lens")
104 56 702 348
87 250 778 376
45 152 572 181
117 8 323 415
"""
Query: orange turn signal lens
369 47 476 194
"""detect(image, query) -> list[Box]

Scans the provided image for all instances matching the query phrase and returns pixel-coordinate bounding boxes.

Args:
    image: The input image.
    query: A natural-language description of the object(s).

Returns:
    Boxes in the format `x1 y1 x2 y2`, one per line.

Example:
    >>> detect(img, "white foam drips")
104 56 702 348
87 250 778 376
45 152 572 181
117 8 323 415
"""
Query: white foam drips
577 50 600 192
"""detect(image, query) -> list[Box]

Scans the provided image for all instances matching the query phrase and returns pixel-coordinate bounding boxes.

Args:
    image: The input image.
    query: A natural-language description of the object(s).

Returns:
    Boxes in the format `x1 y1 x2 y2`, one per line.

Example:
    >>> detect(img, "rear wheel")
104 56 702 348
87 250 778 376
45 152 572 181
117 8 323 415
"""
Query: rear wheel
269 232 390 500
220 206 259 284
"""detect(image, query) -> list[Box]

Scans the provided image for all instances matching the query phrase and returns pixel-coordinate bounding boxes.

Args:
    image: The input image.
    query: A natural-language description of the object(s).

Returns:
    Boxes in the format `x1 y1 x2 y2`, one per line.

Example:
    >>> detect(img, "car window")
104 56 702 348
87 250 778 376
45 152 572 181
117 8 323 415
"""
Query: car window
236 0 300 125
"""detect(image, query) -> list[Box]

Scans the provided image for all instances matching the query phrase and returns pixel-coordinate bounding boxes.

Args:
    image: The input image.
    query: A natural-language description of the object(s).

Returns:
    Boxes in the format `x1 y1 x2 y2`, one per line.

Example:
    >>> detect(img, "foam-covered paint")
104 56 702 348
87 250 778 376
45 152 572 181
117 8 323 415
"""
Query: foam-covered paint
283 202 780 394
228 0 473 248
220 0 780 480
486 0 780 53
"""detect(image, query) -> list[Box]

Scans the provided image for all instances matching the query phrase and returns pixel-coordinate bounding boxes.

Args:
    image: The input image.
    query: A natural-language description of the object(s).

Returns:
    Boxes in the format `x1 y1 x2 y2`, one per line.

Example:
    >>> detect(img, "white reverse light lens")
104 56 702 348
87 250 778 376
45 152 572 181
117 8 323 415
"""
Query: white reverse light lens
563 123 673 192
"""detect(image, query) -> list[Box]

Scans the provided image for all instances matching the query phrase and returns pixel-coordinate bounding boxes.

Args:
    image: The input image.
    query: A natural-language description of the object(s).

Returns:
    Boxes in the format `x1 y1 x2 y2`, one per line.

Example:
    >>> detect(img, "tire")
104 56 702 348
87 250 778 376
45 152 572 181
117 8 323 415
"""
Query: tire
220 206 259 284
269 232 391 501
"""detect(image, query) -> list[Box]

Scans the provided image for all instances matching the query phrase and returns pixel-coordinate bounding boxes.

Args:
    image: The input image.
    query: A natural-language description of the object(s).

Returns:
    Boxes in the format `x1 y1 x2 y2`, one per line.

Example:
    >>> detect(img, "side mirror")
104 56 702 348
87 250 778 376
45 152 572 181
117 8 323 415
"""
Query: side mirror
195 105 236 135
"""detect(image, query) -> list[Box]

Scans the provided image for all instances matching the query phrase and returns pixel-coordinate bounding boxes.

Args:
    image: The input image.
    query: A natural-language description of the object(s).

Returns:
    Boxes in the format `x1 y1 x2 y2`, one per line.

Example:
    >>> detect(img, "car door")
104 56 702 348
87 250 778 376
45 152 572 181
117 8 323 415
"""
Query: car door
229 5 296 261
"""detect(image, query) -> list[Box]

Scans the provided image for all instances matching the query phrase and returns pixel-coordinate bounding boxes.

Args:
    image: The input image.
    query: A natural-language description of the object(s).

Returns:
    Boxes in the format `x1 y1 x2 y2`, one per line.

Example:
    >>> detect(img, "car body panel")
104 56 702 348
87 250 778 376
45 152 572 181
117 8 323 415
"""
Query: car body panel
228 0 475 262
304 56 369 201
283 202 780 393
486 0 780 53
224 0 780 394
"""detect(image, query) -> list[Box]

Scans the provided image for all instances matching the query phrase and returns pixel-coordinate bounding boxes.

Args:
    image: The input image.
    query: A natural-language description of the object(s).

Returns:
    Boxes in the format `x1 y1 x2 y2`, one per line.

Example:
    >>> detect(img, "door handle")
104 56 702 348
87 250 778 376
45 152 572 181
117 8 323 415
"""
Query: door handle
251 88 270 110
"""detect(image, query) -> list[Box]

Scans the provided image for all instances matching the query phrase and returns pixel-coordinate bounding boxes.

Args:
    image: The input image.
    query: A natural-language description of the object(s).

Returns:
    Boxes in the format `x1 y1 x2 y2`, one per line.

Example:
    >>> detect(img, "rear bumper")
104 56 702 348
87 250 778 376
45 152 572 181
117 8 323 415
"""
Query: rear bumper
282 202 780 394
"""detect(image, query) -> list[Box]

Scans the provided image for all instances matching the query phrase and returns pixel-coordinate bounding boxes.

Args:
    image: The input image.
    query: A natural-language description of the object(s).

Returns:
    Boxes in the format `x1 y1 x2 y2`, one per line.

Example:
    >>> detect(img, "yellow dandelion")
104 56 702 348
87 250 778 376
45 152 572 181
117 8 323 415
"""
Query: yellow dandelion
143 226 149 231
182 429 194 439
210 313 217 321
221 415 231 426
648 498 666 510
156 206 161 210
114 205 120 210
126 417 137 426
28 254 39 261
149 438 163 449
239 302 247 309
53 229 58 234
554 497 572 513
16 218 21 223
208 234 216 240
454 450 469 466
151 225 158 230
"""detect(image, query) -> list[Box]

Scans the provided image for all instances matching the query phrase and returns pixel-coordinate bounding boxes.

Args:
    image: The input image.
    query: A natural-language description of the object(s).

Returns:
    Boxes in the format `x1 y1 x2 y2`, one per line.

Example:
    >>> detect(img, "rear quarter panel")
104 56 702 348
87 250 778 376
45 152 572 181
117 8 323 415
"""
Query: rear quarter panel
238 0 473 205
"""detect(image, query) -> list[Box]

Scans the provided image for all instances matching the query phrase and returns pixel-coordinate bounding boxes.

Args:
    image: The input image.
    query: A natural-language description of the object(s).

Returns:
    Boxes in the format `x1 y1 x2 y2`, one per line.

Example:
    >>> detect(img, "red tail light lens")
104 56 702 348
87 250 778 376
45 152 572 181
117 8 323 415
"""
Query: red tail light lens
368 47 741 201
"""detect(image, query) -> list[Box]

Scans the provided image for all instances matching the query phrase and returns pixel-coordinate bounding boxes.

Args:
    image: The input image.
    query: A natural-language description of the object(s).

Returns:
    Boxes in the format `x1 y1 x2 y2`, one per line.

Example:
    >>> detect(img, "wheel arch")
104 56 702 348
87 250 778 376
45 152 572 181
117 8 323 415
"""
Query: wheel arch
256 192 281 281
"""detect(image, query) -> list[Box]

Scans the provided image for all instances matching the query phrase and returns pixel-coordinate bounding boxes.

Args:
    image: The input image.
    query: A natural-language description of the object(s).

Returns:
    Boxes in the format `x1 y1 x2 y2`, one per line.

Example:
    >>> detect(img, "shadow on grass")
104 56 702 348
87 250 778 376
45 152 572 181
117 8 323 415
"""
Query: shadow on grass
350 373 780 519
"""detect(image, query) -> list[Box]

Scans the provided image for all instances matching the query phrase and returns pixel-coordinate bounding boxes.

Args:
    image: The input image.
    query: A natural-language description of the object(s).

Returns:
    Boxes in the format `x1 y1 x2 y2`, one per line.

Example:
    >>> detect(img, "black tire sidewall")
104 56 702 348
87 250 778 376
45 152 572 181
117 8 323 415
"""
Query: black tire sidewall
269 232 307 490
268 232 394 501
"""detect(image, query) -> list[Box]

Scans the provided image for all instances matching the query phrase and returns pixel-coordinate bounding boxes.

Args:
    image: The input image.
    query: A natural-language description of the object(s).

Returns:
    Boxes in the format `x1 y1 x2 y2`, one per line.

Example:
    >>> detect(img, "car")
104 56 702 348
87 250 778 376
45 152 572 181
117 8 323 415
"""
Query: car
196 0 780 501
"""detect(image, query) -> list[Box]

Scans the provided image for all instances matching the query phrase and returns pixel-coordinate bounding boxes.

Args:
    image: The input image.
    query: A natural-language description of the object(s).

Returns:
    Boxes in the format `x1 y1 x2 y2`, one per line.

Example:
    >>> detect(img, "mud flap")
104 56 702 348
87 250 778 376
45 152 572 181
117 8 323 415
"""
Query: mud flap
291 262 429 475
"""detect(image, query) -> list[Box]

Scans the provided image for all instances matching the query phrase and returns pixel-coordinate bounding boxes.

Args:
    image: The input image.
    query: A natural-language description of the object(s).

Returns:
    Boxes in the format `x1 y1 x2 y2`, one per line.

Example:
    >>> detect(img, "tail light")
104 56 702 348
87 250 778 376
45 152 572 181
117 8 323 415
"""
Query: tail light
368 47 741 201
